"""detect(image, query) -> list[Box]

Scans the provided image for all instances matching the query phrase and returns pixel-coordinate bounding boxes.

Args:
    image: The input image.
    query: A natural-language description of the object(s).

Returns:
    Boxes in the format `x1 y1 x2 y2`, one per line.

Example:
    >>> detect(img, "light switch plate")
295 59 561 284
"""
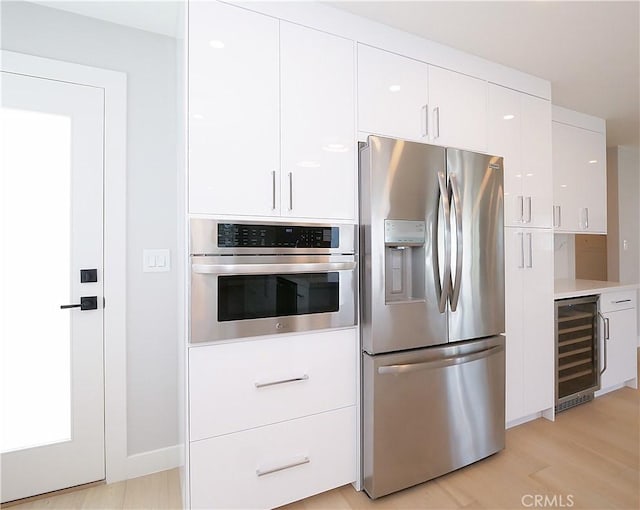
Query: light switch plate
143 249 171 272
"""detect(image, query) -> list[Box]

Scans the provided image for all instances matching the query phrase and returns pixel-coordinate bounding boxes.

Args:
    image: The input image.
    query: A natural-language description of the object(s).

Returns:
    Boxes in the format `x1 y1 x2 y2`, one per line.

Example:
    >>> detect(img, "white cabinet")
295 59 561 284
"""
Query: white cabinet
505 228 554 423
189 0 279 217
357 44 428 142
552 107 607 234
488 85 552 228
598 291 638 392
188 329 358 509
280 22 355 220
189 2 356 220
428 65 487 152
357 45 487 151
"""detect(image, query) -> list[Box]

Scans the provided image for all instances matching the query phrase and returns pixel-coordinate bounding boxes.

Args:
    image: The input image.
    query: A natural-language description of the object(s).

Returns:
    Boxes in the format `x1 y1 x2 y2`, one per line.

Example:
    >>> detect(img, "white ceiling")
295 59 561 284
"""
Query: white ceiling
327 1 640 148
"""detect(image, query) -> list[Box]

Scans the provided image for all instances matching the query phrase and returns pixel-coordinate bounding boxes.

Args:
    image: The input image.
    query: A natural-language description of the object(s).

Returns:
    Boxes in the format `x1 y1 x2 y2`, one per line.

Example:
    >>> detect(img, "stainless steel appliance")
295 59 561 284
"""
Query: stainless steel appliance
555 295 601 413
189 220 357 343
360 136 505 498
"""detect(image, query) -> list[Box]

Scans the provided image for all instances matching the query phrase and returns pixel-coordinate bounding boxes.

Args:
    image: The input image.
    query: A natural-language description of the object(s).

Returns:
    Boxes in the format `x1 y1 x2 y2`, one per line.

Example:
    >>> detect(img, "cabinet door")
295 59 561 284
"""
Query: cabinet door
428 66 487 152
601 308 638 389
553 122 606 233
521 229 554 415
189 1 279 216
357 44 428 142
280 22 355 220
504 228 524 423
521 95 553 228
488 85 522 227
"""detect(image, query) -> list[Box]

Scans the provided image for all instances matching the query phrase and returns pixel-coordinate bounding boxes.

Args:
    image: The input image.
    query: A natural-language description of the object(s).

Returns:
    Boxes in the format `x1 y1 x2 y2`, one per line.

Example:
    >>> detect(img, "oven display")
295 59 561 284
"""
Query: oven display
218 224 338 248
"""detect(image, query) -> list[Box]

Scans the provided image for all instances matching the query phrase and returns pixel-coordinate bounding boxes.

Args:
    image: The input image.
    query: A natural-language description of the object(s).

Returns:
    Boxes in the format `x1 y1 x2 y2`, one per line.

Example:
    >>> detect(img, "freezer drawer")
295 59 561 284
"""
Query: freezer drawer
363 336 505 499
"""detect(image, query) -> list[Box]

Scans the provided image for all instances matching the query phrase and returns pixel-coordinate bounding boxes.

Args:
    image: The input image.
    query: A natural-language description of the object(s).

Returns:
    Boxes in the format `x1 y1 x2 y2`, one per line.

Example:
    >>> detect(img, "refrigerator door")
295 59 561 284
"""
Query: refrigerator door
446 149 505 342
360 136 448 354
363 336 505 499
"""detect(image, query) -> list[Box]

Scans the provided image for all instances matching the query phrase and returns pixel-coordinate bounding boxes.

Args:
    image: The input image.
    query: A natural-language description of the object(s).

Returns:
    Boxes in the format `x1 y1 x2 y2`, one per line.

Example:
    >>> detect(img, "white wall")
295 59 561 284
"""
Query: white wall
617 146 640 285
1 1 179 457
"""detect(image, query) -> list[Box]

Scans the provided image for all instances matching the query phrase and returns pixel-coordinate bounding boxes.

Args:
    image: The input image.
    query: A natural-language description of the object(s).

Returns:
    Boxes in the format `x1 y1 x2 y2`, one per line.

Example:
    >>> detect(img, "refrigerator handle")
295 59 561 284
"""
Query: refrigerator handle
435 171 451 313
449 174 463 311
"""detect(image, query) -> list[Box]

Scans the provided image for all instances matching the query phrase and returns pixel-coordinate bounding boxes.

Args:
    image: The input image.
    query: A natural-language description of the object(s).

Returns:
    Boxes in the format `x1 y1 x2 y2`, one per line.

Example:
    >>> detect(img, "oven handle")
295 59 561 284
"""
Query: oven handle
192 261 357 275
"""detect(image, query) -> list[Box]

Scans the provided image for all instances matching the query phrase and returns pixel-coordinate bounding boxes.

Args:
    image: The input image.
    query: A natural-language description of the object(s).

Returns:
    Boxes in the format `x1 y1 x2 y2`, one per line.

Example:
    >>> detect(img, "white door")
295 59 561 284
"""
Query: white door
1 71 105 502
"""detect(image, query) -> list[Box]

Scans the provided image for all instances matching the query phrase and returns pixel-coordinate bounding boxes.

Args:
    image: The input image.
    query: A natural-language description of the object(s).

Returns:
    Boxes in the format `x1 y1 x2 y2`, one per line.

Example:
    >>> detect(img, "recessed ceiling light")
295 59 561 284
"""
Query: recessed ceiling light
209 40 225 49
323 143 348 153
297 160 321 168
389 85 401 92
503 114 515 120
561 184 568 188
588 160 598 164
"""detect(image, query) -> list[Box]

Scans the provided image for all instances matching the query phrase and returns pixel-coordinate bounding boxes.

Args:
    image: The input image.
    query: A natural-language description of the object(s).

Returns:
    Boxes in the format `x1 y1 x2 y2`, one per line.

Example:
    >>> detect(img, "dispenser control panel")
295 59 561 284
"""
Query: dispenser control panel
384 220 426 245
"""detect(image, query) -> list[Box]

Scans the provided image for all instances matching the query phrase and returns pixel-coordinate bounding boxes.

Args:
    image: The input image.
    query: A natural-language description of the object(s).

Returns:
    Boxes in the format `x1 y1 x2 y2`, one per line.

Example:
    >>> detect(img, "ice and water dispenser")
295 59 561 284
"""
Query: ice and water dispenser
384 219 426 303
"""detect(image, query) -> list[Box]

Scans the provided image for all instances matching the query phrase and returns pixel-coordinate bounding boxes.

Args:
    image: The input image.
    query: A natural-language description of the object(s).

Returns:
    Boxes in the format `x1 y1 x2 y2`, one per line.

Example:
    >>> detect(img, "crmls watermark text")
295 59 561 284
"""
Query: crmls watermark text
521 494 575 508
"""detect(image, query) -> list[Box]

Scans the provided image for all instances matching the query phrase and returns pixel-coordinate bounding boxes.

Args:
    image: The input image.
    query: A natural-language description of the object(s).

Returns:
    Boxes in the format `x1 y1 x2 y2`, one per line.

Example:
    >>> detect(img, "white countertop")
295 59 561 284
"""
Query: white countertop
554 279 640 299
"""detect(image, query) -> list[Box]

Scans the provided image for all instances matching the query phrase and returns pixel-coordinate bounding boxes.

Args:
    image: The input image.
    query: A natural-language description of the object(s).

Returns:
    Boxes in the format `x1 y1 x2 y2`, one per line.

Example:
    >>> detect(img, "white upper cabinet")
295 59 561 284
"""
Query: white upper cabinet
428 65 487 152
189 1 280 216
552 107 607 234
357 45 487 151
488 84 552 228
357 44 428 142
189 3 356 221
280 22 355 220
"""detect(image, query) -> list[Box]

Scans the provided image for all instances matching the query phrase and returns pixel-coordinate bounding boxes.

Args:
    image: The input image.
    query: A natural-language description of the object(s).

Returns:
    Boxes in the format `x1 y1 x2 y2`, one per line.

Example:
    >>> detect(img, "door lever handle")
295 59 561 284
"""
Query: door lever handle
61 296 98 310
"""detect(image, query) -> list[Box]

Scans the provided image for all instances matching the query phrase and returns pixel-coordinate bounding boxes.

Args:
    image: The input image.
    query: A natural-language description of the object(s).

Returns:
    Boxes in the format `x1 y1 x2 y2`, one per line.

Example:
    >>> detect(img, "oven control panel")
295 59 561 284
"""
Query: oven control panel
217 223 339 248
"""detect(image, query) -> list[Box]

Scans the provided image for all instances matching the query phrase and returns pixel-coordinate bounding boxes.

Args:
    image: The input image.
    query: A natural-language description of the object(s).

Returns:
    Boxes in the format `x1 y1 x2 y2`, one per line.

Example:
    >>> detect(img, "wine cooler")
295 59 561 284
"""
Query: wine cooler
555 295 601 413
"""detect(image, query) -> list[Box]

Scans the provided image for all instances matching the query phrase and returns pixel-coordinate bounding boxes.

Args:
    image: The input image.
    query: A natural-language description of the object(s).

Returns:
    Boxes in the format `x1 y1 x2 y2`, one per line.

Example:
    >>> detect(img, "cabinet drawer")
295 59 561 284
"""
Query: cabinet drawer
600 290 636 313
190 406 357 510
189 329 357 441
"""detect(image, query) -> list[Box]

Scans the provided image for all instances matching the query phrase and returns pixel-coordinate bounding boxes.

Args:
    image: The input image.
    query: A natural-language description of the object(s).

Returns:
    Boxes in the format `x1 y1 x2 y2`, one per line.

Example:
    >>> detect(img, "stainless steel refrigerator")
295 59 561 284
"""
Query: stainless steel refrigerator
360 135 506 499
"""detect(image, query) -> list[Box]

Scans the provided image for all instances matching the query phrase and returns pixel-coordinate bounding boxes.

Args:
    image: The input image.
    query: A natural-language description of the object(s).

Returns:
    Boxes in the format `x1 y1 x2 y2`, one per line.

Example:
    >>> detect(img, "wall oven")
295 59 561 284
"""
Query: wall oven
190 220 357 343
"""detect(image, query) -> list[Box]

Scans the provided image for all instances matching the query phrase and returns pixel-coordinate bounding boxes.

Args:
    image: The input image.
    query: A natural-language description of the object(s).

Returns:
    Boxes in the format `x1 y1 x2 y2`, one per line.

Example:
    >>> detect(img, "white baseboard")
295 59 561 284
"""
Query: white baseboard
127 444 184 480
506 411 541 429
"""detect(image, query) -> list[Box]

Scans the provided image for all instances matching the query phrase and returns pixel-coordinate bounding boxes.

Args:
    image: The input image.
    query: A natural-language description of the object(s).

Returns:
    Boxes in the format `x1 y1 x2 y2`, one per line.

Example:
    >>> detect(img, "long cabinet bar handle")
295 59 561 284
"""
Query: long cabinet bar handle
518 196 524 223
526 232 533 268
434 106 440 138
613 299 632 304
557 205 562 227
378 345 503 375
518 232 524 269
288 172 293 211
254 374 309 389
585 207 589 229
256 456 310 477
526 196 532 223
421 104 429 137
271 170 277 210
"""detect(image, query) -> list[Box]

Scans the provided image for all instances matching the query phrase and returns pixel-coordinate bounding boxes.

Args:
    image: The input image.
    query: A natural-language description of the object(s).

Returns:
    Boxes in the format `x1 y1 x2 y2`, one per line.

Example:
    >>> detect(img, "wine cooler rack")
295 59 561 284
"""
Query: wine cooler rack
555 295 600 413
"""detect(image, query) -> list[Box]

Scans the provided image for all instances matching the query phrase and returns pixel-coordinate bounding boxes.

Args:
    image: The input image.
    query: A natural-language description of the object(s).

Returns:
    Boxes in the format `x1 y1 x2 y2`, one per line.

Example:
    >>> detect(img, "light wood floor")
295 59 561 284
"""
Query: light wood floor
5 360 639 509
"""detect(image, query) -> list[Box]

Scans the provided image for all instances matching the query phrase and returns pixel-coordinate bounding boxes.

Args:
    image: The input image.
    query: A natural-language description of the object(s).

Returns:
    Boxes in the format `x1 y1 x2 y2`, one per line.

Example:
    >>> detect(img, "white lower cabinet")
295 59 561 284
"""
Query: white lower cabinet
188 328 358 509
505 228 554 423
598 291 638 392
190 407 356 510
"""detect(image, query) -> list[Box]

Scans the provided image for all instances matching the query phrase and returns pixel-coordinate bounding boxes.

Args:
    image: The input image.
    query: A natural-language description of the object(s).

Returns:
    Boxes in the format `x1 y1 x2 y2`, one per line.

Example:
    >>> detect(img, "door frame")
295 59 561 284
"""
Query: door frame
1 50 128 483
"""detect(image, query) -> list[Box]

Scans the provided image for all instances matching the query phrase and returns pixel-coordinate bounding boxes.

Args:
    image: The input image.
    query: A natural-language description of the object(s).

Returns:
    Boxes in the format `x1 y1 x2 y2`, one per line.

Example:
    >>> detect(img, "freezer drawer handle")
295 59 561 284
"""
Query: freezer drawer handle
254 374 309 389
377 345 503 375
256 456 310 477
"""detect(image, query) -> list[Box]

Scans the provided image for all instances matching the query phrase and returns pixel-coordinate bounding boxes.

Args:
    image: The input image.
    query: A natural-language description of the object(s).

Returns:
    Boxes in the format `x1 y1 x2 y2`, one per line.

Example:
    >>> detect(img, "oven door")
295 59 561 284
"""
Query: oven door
190 255 357 343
